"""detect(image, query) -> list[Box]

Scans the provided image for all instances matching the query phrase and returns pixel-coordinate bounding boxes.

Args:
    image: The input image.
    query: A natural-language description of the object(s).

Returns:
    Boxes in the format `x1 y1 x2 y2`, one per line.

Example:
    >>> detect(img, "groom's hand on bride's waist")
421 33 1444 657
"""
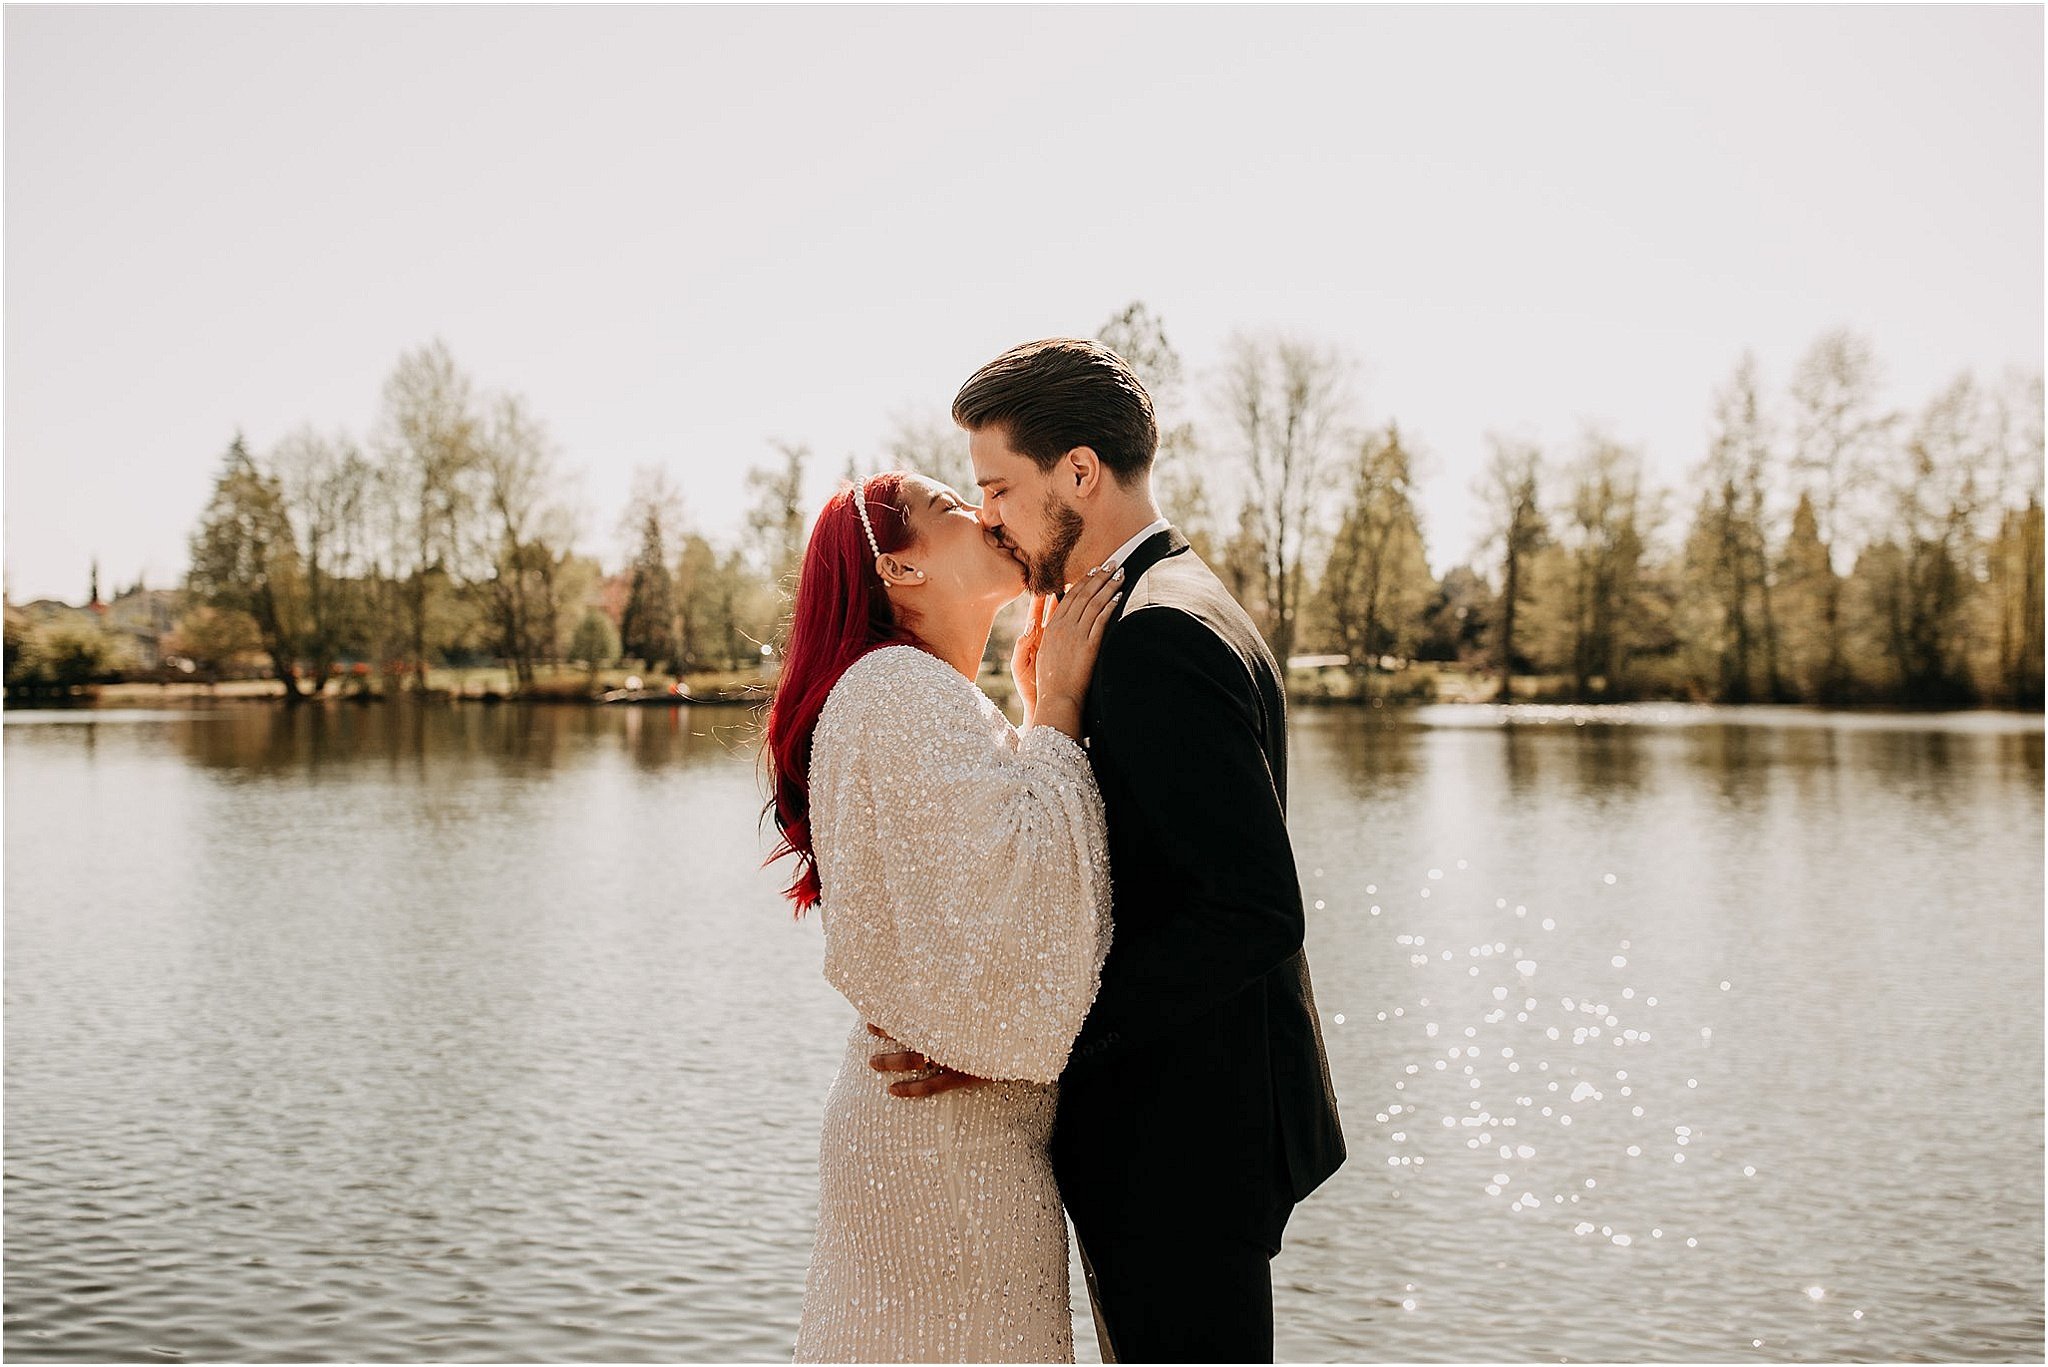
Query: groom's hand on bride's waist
865 1022 990 1099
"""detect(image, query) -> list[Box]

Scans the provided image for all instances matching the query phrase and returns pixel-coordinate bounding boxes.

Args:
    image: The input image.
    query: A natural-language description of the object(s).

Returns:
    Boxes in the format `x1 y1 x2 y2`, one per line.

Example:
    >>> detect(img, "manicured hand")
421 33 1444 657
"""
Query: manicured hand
1031 563 1122 739
1010 594 1051 722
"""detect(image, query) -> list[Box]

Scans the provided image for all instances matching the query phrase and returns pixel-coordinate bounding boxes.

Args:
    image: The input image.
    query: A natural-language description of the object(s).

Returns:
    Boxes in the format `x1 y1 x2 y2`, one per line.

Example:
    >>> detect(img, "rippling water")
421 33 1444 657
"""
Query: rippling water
5 700 2041 1362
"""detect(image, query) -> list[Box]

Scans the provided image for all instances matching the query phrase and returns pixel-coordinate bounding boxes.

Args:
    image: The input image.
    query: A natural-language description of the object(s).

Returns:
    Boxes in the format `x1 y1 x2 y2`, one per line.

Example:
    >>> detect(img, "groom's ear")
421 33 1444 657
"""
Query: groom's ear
1062 446 1105 496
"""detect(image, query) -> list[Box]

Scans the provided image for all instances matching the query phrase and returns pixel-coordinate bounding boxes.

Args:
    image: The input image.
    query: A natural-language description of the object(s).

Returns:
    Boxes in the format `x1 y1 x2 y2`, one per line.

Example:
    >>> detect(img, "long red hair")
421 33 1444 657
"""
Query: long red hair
763 472 923 915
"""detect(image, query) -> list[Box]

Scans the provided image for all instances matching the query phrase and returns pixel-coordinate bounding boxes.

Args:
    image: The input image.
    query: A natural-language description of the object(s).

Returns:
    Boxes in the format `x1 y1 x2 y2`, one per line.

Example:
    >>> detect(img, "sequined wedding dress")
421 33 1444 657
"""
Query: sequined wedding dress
792 644 1113 1364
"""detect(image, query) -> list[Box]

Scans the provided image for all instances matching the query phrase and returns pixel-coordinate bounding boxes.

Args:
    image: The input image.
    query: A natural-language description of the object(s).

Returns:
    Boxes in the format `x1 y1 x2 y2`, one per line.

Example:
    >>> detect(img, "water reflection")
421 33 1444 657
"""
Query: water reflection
153 700 762 779
4 701 2041 1363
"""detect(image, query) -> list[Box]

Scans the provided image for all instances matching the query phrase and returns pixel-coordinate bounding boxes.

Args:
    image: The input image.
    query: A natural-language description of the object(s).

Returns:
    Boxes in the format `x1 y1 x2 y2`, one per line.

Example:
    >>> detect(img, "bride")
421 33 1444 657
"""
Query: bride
763 469 1124 1363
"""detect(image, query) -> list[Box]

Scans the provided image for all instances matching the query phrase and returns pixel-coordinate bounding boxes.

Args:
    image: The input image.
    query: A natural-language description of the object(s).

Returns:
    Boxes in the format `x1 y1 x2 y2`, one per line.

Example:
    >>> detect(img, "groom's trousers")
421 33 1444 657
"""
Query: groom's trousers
1056 974 1308 1365
1076 1222 1280 1364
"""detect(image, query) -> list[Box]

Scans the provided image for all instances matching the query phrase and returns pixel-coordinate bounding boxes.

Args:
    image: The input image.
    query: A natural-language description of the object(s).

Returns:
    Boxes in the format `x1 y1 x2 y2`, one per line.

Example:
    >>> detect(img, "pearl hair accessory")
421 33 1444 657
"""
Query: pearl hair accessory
852 477 884 561
853 476 925 582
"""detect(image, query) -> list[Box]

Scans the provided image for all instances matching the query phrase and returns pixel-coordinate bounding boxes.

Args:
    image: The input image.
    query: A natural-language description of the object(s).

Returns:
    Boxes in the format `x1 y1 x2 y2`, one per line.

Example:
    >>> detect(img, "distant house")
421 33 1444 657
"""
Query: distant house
101 586 184 670
11 586 184 671
14 597 93 628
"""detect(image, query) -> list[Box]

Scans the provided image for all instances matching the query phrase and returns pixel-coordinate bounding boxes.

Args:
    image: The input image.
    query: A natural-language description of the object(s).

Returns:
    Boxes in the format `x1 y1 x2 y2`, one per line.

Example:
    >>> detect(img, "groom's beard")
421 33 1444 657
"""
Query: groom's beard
1026 495 1085 598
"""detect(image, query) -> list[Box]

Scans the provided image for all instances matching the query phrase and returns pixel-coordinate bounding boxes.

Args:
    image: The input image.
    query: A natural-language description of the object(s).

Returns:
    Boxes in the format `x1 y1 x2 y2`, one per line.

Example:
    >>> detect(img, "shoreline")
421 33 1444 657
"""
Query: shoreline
7 674 2042 719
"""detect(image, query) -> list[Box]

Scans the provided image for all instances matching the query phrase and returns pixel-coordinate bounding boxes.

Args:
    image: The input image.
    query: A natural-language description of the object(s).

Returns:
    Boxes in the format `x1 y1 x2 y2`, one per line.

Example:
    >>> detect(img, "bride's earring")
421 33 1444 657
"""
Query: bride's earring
877 554 926 587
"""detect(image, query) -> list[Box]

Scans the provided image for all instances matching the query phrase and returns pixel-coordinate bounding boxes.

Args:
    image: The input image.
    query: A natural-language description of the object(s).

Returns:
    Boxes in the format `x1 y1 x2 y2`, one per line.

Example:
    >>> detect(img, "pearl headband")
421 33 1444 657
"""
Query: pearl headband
851 477 883 563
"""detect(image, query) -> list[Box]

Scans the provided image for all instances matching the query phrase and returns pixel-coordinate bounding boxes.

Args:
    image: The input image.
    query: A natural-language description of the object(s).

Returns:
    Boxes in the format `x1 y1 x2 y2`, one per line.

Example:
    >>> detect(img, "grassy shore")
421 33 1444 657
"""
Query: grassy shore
24 661 2025 712
31 665 773 708
39 662 1749 711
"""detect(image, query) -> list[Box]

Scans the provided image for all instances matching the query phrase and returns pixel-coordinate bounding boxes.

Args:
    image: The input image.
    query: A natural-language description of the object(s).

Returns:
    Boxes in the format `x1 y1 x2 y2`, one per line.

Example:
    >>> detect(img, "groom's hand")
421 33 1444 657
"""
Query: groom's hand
865 1022 992 1099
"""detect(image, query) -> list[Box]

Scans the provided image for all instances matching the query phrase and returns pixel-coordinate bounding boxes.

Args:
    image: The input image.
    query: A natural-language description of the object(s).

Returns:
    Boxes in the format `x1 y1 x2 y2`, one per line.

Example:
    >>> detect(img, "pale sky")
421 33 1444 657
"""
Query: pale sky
4 4 2041 604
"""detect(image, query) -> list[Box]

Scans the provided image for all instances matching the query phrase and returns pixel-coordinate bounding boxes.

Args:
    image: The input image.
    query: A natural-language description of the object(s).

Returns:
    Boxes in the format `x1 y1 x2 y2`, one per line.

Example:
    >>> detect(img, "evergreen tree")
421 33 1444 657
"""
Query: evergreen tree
618 507 680 673
1477 435 1546 701
186 434 309 698
1775 492 1835 702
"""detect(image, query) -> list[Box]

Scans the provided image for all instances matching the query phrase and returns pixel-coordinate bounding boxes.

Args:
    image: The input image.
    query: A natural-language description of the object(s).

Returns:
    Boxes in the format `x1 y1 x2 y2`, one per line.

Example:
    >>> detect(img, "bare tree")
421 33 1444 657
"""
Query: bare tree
1557 429 1657 700
1214 332 1354 663
1788 329 1893 703
1685 354 1781 702
374 339 481 692
1097 301 1214 557
273 424 373 695
1861 373 1987 704
466 392 576 690
746 441 811 611
881 414 974 494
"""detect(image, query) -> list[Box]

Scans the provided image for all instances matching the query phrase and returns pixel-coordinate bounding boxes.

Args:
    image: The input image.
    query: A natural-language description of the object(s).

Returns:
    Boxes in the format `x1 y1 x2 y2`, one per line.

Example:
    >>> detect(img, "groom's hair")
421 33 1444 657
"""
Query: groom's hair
951 338 1157 484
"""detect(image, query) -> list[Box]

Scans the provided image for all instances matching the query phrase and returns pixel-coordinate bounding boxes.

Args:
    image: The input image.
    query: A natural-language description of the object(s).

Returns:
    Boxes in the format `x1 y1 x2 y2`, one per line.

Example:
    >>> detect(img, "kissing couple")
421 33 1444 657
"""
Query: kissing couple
763 338 1347 1363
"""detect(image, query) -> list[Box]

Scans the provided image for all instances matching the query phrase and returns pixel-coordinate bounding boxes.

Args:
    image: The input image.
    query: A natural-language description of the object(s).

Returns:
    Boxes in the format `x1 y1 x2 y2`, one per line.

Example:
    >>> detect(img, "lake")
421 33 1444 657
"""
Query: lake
4 699 2041 1362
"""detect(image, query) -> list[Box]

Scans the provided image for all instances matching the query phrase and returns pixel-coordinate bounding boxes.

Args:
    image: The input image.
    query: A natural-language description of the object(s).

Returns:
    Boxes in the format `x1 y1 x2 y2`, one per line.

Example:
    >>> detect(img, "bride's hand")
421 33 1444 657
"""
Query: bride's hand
1032 564 1122 739
1010 595 1049 723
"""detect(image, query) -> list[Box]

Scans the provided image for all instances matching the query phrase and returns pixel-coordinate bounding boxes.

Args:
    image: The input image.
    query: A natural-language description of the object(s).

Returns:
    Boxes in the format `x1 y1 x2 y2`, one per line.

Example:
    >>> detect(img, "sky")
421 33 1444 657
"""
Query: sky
3 4 2041 605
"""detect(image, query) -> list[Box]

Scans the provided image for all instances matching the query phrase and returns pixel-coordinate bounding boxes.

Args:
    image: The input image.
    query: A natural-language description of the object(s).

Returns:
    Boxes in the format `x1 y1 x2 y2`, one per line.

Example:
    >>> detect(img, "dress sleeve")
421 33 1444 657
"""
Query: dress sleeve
816 651 1112 1084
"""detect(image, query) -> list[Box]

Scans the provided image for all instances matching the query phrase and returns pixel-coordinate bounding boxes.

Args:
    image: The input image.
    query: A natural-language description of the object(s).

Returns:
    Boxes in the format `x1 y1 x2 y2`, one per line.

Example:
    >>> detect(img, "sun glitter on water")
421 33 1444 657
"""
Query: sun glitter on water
1348 856 1749 1251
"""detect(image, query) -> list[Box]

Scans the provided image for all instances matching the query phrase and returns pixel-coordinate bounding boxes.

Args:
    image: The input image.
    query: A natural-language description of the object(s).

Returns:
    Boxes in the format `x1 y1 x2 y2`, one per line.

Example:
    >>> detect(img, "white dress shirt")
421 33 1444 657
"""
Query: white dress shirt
1100 516 1174 575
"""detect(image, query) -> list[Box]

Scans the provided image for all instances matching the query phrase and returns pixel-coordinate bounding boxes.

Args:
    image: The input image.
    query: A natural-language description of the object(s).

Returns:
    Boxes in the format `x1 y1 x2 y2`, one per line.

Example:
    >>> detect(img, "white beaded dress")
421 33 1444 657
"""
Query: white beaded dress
793 644 1113 1364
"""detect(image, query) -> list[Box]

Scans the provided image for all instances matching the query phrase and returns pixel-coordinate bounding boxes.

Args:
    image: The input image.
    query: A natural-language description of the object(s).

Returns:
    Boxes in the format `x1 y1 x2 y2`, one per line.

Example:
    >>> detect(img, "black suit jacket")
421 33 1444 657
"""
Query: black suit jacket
1051 528 1346 1253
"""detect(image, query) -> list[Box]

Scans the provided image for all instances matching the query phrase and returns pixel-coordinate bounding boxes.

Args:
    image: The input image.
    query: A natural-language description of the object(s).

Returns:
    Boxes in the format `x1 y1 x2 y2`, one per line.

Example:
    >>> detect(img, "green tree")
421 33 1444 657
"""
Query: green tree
10 617 130 689
187 434 310 698
1215 331 1355 663
1980 498 2045 707
1774 492 1834 701
1973 370 2045 707
1414 565 1493 666
568 608 620 682
745 441 811 635
1476 433 1546 701
1218 497 1269 636
675 531 728 672
620 520 680 674
163 604 265 678
1314 422 1435 677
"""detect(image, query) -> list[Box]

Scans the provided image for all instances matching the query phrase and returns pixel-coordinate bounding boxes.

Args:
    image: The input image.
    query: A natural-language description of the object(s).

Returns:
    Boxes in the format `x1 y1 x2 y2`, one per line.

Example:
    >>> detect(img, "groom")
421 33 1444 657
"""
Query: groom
869 337 1346 1362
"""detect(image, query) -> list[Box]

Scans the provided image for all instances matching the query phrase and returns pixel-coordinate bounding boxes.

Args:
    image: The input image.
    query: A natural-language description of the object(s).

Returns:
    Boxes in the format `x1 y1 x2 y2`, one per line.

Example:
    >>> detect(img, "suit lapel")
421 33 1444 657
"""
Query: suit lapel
1107 527 1190 624
1080 526 1189 747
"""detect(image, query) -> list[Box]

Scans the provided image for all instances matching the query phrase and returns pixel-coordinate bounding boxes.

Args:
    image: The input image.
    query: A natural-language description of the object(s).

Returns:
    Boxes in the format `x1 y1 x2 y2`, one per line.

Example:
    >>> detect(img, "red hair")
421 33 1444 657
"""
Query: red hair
763 472 923 915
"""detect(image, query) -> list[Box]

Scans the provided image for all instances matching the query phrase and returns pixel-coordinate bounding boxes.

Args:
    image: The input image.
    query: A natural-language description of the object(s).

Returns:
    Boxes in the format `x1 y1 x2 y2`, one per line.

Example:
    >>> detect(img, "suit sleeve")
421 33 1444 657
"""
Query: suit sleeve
1080 605 1304 1053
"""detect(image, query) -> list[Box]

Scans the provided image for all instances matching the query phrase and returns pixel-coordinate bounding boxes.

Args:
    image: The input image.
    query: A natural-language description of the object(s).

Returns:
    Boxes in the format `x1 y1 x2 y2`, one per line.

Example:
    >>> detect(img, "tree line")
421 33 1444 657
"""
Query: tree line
1100 304 2043 710
153 340 807 700
13 311 2036 710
